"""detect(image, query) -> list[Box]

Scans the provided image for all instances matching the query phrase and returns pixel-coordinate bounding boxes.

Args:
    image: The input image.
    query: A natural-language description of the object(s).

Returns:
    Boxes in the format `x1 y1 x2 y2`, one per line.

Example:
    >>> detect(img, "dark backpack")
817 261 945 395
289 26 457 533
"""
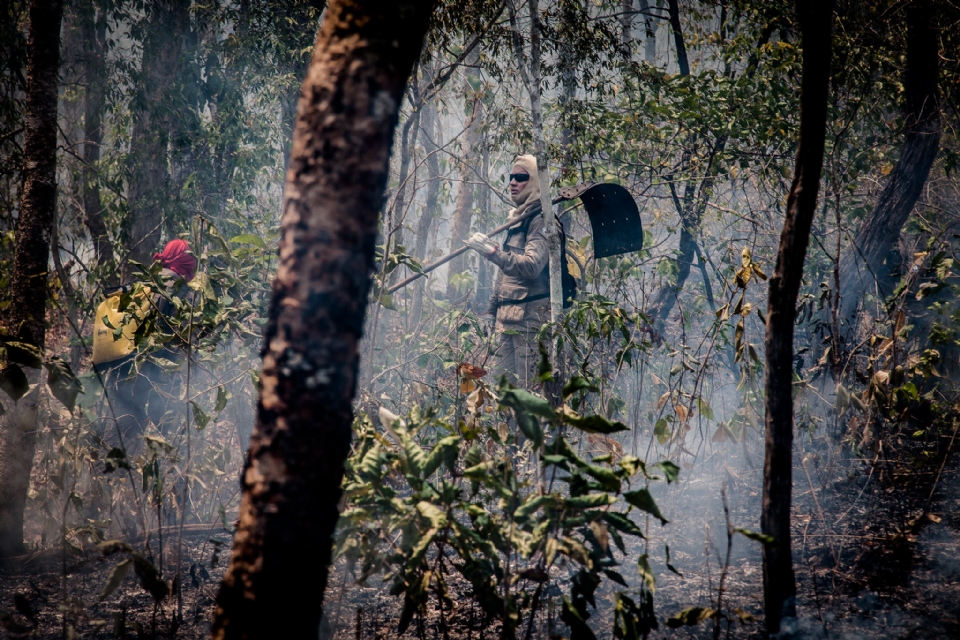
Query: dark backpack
556 216 578 309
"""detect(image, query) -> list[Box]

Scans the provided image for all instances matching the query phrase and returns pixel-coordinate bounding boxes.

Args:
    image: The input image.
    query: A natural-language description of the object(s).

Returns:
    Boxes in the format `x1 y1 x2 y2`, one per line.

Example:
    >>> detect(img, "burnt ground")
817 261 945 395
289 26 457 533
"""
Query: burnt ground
2 426 958 639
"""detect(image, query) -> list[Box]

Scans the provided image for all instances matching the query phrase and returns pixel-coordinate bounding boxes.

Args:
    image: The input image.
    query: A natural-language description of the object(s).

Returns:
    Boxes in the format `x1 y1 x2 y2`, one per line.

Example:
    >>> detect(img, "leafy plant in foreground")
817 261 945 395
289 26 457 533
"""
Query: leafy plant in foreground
336 376 679 639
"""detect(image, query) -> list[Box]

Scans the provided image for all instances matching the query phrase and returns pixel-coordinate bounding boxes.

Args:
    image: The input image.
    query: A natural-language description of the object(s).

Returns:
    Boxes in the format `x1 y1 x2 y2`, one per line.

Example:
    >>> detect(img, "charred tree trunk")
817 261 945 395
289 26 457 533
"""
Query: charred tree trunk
125 0 189 269
0 0 63 558
210 1 434 637
81 0 111 270
837 0 940 330
666 0 689 76
762 0 833 634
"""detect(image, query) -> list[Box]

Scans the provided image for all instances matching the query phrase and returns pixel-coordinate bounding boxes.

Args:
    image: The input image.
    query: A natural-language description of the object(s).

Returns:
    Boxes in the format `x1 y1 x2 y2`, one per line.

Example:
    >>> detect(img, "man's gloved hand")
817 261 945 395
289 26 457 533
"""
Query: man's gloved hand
465 232 498 256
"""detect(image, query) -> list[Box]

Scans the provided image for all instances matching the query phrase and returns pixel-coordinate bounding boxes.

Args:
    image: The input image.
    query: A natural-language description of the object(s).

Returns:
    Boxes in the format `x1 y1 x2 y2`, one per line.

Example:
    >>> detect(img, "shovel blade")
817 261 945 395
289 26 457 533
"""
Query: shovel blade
581 183 644 259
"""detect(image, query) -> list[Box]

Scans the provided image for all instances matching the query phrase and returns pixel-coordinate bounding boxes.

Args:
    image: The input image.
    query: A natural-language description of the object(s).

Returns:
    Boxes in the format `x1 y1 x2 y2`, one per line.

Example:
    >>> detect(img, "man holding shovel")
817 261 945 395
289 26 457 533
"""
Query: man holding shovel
465 154 550 387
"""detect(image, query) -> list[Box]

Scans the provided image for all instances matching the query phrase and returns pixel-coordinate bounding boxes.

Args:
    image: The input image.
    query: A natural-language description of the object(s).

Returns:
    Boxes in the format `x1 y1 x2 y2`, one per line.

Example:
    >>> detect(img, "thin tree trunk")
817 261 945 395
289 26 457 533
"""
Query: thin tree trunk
125 0 189 270
508 0 563 321
621 0 633 55
761 0 833 634
638 0 656 64
81 0 111 270
666 0 689 76
210 2 434 637
837 0 939 329
446 52 481 299
647 3 716 326
0 0 64 558
411 97 441 325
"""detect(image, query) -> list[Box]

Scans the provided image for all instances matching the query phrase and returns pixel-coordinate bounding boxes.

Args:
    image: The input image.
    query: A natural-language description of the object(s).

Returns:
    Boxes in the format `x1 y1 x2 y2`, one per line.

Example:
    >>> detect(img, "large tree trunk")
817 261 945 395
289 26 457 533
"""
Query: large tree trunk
81 0 111 270
125 0 189 269
837 0 940 330
0 0 64 558
210 1 434 638
761 0 833 634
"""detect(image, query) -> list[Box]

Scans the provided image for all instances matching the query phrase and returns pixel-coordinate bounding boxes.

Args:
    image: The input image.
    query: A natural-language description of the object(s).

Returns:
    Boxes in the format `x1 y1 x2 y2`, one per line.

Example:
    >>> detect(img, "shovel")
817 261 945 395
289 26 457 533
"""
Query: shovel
387 181 643 294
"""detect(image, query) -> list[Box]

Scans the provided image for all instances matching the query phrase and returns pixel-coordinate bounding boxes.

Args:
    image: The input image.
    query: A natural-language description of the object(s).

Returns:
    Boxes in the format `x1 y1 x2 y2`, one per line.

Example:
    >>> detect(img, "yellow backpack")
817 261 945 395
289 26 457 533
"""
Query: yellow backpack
92 286 153 366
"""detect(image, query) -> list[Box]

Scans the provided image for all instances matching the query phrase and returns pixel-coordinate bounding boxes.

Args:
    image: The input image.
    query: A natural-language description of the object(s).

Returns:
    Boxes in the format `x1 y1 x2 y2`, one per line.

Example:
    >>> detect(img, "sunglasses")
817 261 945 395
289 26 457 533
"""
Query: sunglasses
509 173 530 183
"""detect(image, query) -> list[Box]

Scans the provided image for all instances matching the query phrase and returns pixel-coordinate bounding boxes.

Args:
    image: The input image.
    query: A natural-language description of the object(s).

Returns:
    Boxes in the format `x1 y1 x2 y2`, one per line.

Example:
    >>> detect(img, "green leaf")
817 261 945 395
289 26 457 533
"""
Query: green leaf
583 464 621 492
399 430 427 477
191 401 211 431
654 418 670 444
637 553 656 592
422 435 460 478
653 460 680 484
565 413 629 434
537 341 553 381
618 455 644 477
565 493 616 510
100 559 131 600
45 357 83 412
514 494 558 520
696 397 715 421
0 364 30 401
666 606 719 628
602 512 644 538
735 528 776 545
214 385 231 413
560 596 598 640
228 233 266 249
624 489 669 525
515 411 544 448
499 388 555 420
4 340 43 368
563 376 599 398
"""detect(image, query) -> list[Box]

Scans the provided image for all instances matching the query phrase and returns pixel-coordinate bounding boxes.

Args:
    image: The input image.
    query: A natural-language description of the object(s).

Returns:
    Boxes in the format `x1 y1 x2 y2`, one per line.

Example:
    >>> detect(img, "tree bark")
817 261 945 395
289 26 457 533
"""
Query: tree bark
81 0 111 270
666 0 689 76
638 0 656 64
837 0 940 329
410 98 441 325
210 1 434 638
621 0 634 55
445 53 481 299
0 0 63 558
508 0 563 321
762 0 833 634
125 0 189 269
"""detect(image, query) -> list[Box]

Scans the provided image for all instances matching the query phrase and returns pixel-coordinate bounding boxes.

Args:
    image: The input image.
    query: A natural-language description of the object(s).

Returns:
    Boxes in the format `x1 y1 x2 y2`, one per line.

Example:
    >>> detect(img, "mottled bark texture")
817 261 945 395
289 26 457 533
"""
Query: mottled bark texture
837 0 940 329
125 0 189 268
0 0 63 558
210 2 434 638
762 0 833 634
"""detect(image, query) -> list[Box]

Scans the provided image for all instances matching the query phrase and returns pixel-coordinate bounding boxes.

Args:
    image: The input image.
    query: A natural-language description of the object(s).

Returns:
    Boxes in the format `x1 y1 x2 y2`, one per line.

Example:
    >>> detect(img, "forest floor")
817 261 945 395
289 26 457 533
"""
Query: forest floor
1 423 958 639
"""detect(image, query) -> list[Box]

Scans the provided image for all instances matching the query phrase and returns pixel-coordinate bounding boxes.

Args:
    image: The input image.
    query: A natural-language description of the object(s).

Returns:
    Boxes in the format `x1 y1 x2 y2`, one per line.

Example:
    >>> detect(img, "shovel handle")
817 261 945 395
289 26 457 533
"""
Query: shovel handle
386 195 565 294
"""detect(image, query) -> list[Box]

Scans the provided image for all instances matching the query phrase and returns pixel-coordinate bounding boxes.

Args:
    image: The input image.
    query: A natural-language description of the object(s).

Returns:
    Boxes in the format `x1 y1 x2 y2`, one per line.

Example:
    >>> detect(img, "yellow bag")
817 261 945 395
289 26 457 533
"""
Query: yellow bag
92 287 152 365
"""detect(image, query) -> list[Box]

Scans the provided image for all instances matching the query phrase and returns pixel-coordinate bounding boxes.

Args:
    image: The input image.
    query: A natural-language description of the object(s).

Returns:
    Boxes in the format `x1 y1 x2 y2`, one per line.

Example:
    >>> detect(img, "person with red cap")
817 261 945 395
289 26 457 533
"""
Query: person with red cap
92 239 198 453
153 238 197 283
